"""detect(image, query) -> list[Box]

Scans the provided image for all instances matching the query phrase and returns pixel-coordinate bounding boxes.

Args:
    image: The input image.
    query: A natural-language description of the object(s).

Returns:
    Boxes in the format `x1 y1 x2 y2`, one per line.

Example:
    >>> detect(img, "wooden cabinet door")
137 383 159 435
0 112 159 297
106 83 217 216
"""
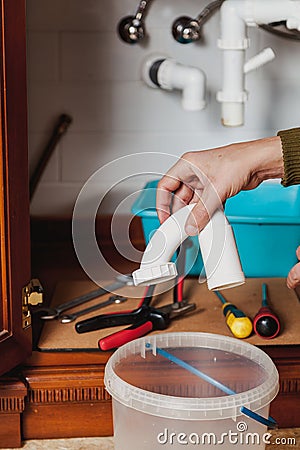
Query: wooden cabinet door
0 0 31 376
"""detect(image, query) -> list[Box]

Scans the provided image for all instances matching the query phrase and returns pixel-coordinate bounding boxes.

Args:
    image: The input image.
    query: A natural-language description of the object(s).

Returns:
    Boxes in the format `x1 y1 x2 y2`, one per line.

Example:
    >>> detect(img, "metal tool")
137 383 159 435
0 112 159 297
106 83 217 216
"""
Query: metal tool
59 295 127 324
98 300 196 350
214 291 253 339
30 114 72 200
253 283 281 339
36 274 133 320
75 285 196 349
75 284 156 334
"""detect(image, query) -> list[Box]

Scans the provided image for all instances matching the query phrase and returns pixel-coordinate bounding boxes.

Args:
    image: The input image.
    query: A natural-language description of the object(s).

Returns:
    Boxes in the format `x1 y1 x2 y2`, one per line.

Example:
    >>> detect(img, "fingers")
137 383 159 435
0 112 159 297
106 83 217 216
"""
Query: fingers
156 175 181 223
171 184 194 214
156 152 223 232
156 155 197 223
287 261 300 289
185 183 224 235
286 245 300 289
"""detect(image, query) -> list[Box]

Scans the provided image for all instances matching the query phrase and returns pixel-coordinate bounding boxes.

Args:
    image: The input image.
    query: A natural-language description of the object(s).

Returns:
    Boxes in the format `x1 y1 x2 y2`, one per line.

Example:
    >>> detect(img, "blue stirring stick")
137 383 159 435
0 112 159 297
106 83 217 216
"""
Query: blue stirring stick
146 344 277 429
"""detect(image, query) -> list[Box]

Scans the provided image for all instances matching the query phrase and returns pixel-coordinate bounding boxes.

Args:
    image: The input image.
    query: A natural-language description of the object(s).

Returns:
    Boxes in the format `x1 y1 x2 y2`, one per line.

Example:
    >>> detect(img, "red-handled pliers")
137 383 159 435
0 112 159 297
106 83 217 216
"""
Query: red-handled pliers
75 298 196 350
98 300 196 350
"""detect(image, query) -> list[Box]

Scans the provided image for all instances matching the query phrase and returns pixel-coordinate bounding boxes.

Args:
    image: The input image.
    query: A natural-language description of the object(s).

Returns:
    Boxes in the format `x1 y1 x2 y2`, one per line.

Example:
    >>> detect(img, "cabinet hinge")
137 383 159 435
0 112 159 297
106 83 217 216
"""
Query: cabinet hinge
22 279 43 329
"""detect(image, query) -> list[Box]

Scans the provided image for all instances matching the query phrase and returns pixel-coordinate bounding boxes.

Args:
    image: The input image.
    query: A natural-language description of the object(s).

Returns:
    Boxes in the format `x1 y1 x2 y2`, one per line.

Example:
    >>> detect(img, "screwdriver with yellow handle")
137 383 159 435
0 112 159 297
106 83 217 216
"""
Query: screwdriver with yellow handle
214 291 253 339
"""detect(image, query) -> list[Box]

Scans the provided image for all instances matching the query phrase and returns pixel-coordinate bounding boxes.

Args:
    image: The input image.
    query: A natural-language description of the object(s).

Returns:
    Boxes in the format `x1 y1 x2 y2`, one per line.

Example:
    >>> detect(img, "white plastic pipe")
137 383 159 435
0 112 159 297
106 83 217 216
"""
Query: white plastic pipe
132 204 245 291
217 0 248 127
244 47 275 74
142 55 206 111
217 0 300 126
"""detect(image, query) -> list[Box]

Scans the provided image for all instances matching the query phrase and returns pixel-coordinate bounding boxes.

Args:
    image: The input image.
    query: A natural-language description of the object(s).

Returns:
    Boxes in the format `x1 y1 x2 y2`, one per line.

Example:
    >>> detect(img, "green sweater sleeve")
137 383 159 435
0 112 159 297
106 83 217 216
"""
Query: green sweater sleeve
277 127 300 187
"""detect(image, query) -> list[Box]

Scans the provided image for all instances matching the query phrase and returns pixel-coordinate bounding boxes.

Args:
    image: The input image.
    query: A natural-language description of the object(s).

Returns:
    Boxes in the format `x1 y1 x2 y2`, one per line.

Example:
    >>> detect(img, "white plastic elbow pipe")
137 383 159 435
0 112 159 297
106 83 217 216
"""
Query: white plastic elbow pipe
142 55 206 111
217 0 300 126
132 204 245 291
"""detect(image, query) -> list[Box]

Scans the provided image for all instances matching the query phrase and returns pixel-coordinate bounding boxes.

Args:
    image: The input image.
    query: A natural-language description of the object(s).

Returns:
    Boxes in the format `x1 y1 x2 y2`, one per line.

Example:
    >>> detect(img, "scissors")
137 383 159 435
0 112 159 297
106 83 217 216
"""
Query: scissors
35 274 133 320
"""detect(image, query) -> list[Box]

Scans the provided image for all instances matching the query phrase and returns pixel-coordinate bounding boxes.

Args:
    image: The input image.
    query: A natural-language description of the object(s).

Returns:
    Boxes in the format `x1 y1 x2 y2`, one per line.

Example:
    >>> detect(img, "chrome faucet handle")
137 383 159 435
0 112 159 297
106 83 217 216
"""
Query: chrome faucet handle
172 16 201 44
172 0 224 44
118 0 152 44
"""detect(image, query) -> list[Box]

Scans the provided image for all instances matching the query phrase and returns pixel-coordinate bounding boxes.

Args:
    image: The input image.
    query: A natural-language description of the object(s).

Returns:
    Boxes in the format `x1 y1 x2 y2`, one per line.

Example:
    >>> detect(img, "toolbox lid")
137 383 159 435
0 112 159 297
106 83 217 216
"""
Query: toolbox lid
131 180 300 224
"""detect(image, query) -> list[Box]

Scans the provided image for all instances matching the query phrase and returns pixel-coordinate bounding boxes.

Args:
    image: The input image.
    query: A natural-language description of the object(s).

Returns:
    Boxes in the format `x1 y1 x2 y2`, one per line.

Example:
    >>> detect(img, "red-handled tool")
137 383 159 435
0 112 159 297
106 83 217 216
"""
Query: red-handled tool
253 283 281 339
100 319 161 351
75 277 196 350
98 301 196 350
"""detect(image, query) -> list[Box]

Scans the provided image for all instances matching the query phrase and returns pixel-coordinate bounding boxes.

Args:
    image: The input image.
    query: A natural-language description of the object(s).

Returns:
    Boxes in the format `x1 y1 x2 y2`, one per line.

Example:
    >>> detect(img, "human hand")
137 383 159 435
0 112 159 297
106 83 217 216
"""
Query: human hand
287 246 300 289
156 136 284 235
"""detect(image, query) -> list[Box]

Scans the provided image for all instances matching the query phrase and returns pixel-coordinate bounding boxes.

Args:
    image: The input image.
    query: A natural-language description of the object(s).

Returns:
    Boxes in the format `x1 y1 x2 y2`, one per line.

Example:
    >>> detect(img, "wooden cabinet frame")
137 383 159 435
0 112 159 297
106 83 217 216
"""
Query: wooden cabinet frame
0 0 31 373
0 1 31 447
0 1 299 448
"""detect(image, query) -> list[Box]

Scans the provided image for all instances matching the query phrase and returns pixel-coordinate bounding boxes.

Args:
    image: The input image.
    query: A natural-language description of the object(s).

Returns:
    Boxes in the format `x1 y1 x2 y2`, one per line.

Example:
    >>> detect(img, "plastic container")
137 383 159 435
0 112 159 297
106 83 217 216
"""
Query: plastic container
104 332 279 450
131 180 300 277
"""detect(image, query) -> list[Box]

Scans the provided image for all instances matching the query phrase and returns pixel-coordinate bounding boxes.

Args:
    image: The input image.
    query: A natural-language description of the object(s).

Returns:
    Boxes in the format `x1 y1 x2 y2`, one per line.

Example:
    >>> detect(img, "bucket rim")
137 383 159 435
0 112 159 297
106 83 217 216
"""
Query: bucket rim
104 332 279 421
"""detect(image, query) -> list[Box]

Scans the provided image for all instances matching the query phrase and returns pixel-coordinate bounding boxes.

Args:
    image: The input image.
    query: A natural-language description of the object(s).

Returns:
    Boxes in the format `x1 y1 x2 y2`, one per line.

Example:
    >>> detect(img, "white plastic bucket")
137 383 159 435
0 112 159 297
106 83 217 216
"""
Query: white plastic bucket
104 332 279 449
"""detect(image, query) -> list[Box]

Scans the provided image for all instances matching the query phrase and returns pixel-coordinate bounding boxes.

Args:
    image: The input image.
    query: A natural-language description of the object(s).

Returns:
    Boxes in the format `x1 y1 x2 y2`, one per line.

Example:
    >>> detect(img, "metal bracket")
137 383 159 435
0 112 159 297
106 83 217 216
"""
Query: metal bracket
22 279 43 329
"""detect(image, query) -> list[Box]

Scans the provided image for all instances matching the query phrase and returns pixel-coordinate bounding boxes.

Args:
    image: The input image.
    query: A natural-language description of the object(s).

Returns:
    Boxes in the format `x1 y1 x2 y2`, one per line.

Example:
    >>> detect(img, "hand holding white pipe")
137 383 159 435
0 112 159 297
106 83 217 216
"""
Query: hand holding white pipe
134 136 285 290
132 203 245 290
151 134 300 291
156 137 284 235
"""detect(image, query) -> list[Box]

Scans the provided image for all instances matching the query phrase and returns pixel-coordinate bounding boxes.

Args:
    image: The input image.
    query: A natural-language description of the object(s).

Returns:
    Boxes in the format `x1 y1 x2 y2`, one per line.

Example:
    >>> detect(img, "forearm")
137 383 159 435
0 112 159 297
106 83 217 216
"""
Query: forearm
247 135 284 184
156 127 299 233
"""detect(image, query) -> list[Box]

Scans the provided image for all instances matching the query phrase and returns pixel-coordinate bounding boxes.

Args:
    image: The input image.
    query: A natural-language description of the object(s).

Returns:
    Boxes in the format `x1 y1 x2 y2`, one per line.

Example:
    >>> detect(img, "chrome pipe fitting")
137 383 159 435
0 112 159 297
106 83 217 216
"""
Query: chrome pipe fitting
172 0 224 44
118 0 153 44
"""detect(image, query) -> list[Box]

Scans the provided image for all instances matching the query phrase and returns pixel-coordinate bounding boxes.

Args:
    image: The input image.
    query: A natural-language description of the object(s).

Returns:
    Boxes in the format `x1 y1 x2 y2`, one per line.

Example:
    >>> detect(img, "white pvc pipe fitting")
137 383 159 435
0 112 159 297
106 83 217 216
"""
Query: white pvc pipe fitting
217 0 300 127
244 47 275 74
132 204 245 291
142 54 206 111
198 207 245 290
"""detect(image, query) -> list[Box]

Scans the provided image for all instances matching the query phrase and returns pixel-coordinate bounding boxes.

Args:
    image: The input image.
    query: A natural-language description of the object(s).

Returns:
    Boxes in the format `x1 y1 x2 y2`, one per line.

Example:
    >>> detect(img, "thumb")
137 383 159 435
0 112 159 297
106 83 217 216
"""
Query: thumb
185 185 223 236
287 261 300 289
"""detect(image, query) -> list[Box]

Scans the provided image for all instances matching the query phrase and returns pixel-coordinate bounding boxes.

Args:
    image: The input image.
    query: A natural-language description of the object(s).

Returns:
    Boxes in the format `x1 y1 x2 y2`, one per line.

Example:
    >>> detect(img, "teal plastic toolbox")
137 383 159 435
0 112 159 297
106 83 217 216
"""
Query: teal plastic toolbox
131 180 300 277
